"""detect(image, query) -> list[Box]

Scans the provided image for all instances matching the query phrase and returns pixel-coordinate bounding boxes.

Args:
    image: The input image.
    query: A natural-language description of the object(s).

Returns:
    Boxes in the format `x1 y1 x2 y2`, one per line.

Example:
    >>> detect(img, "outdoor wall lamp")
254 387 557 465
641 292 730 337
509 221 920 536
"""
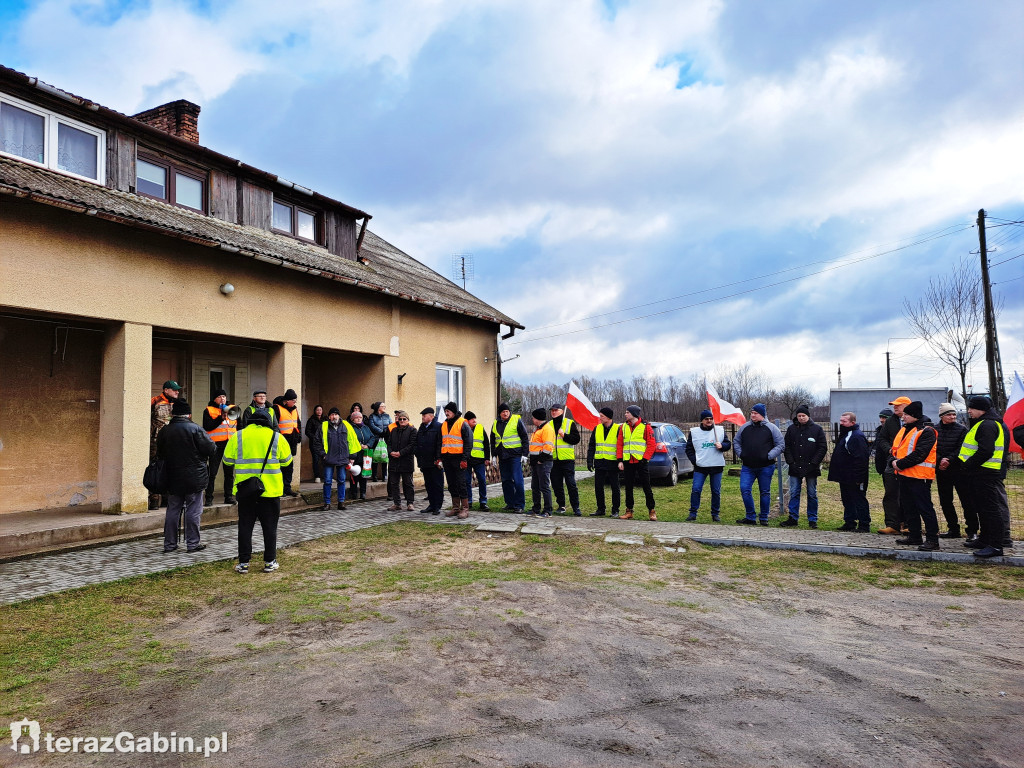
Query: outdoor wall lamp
397 372 407 385
220 283 235 296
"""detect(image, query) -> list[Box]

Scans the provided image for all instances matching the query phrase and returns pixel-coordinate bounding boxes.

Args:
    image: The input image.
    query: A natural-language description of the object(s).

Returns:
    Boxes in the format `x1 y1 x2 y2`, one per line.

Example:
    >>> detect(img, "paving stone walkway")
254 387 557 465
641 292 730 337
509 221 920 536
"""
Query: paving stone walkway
2 482 1020 605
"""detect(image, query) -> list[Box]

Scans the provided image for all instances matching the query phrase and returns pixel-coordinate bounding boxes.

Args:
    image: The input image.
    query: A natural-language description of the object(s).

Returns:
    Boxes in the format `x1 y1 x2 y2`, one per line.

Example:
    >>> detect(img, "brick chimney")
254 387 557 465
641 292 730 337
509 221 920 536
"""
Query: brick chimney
132 100 201 144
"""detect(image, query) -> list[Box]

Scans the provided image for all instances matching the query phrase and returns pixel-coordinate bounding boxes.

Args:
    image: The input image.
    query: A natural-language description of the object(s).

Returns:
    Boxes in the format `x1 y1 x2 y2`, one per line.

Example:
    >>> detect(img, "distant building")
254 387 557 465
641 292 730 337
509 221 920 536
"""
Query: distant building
0 65 521 515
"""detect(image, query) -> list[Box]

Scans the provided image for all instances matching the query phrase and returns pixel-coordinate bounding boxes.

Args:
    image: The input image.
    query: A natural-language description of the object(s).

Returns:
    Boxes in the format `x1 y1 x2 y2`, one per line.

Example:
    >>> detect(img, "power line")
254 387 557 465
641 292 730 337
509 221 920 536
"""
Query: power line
513 222 970 336
507 224 972 346
989 252 1023 268
993 274 1024 285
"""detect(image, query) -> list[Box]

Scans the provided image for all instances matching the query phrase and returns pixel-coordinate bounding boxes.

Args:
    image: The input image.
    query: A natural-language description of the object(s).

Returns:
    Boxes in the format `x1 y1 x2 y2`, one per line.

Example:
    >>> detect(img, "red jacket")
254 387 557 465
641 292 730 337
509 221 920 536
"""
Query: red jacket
616 420 656 462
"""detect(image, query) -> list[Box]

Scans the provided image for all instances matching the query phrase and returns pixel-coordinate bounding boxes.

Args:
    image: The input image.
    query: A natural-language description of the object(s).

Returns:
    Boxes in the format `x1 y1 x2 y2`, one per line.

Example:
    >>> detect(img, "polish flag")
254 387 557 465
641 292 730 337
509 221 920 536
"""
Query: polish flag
1006 371 1024 453
565 380 601 430
707 384 746 426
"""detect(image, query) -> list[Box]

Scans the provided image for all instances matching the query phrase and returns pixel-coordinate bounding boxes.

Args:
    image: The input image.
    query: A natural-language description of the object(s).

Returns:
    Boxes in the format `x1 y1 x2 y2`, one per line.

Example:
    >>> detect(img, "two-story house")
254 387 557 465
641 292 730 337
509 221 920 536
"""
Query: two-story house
0 64 521 516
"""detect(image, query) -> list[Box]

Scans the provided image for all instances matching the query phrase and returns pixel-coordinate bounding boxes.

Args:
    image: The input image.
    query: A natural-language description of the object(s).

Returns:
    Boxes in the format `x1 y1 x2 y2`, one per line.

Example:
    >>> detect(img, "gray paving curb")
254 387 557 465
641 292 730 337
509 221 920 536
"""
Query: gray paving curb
684 536 1024 566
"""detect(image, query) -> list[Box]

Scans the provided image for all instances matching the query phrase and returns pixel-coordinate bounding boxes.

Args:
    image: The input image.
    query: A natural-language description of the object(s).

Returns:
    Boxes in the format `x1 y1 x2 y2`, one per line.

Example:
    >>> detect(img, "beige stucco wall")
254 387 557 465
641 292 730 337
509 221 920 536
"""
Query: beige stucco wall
1 200 503 512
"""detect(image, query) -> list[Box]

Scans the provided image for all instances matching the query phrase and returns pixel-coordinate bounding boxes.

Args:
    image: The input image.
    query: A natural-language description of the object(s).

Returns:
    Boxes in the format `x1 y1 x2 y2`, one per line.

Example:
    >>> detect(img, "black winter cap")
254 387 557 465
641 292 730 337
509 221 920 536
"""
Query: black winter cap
531 408 547 420
904 401 924 420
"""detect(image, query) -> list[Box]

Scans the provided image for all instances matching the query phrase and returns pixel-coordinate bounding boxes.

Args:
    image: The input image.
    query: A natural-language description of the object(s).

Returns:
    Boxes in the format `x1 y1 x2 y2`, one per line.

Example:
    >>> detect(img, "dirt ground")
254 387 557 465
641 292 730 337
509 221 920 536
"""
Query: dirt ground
24 535 1024 768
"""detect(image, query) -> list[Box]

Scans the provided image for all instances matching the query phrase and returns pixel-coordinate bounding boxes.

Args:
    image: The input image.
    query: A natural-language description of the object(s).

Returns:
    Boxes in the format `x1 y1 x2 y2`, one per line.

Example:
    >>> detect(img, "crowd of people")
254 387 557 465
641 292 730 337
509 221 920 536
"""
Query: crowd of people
150 380 1018 573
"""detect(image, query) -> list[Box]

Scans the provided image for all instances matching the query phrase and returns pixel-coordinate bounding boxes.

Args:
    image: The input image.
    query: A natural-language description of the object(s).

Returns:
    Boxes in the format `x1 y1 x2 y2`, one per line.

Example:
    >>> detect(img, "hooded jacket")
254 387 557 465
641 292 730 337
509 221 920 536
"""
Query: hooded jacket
156 415 217 494
827 423 869 485
783 418 828 478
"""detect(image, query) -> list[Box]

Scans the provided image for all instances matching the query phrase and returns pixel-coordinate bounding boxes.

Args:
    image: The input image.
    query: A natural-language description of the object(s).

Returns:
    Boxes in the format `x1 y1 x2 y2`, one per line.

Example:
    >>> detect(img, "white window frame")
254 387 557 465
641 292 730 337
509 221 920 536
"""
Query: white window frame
0 91 106 184
436 364 464 414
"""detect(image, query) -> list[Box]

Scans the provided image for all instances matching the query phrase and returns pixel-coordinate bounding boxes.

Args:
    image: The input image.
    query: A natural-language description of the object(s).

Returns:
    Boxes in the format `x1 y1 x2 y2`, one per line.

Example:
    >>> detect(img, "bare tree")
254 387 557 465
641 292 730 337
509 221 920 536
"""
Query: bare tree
902 258 986 398
773 385 817 419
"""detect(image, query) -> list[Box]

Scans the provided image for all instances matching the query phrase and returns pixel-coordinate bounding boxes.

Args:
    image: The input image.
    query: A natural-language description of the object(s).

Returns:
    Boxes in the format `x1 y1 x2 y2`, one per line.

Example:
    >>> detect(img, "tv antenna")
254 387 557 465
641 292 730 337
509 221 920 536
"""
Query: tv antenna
452 253 475 289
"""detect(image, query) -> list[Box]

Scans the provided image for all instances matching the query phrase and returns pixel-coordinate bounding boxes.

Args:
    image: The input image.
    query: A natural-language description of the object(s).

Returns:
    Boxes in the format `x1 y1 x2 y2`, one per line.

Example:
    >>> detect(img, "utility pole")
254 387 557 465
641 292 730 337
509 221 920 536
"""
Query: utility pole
885 352 891 388
977 209 1007 409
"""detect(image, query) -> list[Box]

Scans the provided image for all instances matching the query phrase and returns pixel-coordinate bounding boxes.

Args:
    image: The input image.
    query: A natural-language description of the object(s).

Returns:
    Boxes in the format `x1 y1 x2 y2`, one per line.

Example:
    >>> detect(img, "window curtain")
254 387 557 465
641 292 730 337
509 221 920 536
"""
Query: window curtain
56 123 98 179
0 103 45 163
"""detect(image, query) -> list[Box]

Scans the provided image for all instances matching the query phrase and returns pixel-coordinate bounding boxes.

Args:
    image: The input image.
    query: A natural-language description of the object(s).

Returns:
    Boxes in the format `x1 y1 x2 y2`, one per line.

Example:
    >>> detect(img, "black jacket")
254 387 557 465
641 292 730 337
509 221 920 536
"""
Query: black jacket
961 408 1009 478
827 424 869 485
440 414 473 462
386 424 418 472
202 400 231 433
414 417 442 469
156 416 217 495
468 423 491 466
304 410 324 443
935 419 968 470
874 414 901 474
491 416 529 459
239 401 277 429
551 415 580 461
784 420 828 478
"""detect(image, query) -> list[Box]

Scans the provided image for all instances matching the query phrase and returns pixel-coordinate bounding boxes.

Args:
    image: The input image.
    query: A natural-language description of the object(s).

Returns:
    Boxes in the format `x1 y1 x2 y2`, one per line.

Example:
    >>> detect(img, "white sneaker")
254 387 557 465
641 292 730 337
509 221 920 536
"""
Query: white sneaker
235 562 249 574
263 560 279 573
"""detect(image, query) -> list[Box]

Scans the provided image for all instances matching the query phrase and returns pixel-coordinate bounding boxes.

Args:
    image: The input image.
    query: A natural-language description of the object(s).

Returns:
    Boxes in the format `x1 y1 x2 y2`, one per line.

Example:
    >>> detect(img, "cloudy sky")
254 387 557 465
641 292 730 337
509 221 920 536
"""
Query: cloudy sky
3 0 1022 396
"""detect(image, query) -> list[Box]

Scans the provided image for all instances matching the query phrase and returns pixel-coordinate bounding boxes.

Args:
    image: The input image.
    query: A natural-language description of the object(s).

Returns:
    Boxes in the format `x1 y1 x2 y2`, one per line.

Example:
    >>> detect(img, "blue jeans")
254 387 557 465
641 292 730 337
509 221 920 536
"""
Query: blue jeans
689 470 722 517
322 464 348 506
465 463 488 504
499 456 525 509
787 475 818 522
740 464 775 521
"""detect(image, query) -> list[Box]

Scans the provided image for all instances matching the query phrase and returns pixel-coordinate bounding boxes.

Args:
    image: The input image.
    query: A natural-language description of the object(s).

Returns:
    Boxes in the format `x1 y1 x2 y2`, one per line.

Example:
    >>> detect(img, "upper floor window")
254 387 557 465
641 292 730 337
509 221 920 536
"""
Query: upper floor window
135 154 206 212
273 199 317 242
0 92 105 183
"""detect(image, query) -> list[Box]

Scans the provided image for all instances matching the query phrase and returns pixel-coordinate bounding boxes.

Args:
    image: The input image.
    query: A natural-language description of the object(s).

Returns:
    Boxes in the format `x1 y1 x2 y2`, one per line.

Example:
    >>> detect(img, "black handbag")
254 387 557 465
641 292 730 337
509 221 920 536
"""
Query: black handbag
143 458 166 494
235 435 276 502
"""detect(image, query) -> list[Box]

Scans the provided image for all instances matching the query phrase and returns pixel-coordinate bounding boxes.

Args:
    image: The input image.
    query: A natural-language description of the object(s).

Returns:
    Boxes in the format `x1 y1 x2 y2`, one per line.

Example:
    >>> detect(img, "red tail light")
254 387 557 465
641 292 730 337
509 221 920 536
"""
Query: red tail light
654 442 669 453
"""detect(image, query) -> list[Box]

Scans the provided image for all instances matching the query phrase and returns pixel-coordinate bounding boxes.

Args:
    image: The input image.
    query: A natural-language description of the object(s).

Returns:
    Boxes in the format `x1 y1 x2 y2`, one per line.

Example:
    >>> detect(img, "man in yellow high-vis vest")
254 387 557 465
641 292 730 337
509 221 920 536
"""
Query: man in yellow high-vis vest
492 402 528 513
222 409 293 574
463 411 492 511
549 404 582 515
960 395 1012 558
617 405 657 520
586 407 621 517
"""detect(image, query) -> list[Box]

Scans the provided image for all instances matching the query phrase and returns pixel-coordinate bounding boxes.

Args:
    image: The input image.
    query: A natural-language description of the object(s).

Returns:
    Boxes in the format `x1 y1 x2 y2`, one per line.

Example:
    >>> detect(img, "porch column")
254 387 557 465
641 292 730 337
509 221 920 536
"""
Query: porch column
98 322 152 514
268 342 303 477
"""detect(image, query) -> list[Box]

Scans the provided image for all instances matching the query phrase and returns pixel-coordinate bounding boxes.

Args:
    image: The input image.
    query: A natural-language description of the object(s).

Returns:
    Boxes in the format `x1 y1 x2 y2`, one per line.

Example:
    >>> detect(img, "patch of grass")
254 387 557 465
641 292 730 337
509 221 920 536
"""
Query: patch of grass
664 599 710 613
2 521 1022 732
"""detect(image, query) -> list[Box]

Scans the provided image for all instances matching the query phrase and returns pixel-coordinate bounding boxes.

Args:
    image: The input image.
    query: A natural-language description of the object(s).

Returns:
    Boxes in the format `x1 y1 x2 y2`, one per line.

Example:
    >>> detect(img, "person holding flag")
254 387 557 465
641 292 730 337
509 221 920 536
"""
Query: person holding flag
549 403 582 515
684 409 731 522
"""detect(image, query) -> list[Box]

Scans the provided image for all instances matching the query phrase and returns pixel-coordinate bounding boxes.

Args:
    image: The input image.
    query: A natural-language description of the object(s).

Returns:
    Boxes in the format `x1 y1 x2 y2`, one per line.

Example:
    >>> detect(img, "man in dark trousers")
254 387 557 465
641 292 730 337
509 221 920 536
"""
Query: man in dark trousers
875 398 908 534
463 411 492 511
439 402 474 519
782 404 828 528
549 403 582 515
960 396 1012 558
157 399 216 553
892 401 940 551
617 405 658 521
491 402 528 513
274 389 302 497
414 407 444 515
828 412 871 532
222 409 293 574
202 388 236 506
587 407 622 518
935 402 973 540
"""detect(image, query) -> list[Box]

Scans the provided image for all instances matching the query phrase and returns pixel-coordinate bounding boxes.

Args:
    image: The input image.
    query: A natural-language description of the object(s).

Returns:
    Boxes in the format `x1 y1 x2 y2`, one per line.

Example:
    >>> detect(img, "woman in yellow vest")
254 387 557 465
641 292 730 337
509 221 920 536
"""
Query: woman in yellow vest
528 408 555 517
889 401 940 551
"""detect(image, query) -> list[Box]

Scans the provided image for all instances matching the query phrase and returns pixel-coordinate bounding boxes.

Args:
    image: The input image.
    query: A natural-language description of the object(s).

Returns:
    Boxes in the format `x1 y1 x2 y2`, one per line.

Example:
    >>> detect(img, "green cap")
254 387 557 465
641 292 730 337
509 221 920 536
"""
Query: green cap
162 380 181 390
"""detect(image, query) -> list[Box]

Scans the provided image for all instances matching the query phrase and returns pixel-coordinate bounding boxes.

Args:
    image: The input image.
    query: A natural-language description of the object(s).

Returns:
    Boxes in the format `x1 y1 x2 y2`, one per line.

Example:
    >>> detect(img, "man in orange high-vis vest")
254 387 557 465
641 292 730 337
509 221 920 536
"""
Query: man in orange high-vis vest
528 408 555 517
202 388 237 505
275 388 302 497
890 400 940 551
440 401 474 518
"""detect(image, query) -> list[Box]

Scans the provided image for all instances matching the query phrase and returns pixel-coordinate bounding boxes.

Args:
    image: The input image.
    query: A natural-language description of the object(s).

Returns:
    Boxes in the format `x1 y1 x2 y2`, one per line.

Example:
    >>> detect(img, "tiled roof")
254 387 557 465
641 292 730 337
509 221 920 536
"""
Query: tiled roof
0 157 522 329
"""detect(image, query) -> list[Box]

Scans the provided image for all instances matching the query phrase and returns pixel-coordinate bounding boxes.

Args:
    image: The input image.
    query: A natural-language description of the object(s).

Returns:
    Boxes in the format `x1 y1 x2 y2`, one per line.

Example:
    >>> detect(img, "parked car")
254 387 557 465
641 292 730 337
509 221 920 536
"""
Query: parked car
646 422 694 486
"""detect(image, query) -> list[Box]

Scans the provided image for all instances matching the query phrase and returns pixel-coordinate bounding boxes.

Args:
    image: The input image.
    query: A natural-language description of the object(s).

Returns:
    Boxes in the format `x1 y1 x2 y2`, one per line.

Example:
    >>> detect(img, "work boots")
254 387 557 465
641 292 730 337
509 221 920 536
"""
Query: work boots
648 510 658 521
457 498 470 519
621 509 634 520
918 538 940 552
